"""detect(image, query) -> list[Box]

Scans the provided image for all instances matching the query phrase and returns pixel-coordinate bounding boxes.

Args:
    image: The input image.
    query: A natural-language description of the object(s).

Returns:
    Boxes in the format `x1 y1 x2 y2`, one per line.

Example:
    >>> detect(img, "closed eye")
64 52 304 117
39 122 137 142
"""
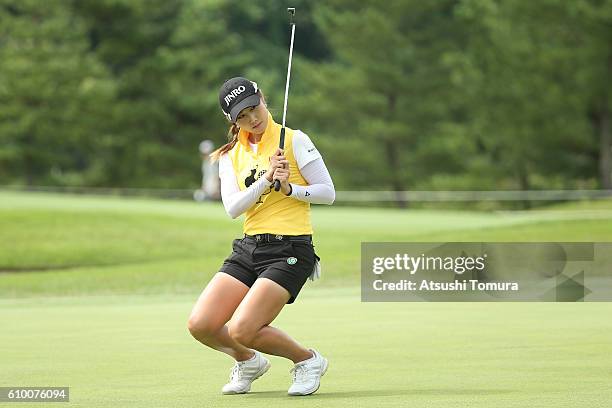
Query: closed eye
237 107 255 120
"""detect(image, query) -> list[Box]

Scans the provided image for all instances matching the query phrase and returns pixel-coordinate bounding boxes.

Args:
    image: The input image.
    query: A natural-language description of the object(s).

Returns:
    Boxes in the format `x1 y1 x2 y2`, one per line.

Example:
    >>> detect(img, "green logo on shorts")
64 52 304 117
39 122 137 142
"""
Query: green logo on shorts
287 257 298 265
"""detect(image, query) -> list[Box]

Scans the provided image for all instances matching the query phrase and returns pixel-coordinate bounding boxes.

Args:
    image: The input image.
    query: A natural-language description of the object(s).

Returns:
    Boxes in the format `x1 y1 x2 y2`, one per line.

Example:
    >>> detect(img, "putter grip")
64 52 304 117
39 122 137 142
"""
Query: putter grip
274 128 286 192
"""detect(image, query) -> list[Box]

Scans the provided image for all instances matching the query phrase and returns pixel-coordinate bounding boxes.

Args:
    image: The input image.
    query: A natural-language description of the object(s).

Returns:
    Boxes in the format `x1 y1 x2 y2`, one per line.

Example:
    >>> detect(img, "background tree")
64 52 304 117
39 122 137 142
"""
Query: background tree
0 0 609 199
0 0 114 186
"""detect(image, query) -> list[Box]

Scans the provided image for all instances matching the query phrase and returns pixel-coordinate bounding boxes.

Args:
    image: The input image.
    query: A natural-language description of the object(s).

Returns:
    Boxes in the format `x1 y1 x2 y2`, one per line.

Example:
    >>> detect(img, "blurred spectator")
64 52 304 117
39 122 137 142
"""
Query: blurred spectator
194 140 220 201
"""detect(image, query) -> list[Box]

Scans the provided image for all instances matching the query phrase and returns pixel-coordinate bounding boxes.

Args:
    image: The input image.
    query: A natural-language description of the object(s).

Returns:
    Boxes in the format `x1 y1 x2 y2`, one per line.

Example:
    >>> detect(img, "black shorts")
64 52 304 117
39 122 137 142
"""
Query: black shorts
219 234 319 304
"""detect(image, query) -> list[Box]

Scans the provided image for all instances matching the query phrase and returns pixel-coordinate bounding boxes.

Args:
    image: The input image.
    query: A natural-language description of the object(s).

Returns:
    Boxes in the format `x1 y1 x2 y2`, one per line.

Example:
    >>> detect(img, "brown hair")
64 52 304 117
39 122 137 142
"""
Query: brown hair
210 90 267 163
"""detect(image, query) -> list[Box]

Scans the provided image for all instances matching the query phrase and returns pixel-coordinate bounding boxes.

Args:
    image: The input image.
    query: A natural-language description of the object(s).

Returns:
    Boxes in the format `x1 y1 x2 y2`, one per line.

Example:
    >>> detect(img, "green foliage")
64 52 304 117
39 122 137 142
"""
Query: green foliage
450 0 610 190
0 0 610 191
299 1 472 192
0 0 115 185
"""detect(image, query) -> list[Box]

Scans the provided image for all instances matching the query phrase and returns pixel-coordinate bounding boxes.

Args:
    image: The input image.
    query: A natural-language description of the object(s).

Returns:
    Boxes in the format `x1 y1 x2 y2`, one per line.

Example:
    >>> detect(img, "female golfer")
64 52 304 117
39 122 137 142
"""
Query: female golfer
187 77 335 396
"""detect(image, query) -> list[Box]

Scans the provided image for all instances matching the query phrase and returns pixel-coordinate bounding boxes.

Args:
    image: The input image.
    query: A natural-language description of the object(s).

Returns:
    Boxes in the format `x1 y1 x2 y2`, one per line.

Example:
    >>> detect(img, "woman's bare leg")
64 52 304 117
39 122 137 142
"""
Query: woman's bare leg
187 273 255 361
227 278 313 364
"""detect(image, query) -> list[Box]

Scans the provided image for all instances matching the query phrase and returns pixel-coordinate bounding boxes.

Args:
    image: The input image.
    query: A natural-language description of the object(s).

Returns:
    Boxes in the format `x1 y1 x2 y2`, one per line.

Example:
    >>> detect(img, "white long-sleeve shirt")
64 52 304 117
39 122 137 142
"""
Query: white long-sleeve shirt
219 131 335 219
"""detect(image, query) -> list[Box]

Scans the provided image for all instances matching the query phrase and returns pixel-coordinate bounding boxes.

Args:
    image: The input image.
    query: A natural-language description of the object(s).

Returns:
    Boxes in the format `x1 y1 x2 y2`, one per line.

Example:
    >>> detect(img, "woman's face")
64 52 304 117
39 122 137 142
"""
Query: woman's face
235 99 268 135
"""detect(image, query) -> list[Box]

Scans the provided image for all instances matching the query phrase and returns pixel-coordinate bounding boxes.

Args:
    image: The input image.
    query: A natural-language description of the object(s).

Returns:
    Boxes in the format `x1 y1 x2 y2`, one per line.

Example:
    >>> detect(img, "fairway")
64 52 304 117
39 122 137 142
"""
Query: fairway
1 191 612 407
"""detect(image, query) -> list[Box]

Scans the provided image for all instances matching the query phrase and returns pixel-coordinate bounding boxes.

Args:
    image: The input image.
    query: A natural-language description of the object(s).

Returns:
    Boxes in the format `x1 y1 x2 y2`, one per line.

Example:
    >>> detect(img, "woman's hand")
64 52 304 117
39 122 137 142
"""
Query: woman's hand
272 165 292 195
265 148 288 183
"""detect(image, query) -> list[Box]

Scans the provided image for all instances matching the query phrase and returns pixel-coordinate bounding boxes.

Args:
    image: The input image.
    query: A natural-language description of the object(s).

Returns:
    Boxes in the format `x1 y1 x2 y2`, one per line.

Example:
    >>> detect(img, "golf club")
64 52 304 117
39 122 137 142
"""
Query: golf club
274 7 296 192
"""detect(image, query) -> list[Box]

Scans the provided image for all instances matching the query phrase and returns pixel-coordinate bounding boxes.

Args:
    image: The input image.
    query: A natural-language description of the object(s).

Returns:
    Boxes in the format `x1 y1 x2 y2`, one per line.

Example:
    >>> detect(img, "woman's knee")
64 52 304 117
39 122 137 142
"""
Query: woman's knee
227 320 258 347
187 314 221 339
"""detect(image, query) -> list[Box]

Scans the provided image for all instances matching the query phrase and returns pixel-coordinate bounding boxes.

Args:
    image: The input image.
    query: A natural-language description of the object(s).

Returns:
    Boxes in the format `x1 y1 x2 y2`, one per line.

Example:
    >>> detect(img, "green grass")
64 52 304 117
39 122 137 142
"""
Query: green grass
1 191 611 407
1 290 611 407
2 190 612 297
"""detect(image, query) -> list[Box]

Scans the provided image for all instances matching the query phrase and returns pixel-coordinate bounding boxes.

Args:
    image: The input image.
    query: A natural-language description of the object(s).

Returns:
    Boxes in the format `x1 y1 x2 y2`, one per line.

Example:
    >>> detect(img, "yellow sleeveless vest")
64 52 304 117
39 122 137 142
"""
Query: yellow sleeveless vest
227 111 312 235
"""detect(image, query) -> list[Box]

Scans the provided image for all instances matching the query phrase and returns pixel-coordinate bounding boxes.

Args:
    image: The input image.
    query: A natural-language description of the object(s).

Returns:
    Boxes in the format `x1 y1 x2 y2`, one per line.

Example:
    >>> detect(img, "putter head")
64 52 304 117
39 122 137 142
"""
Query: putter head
287 7 295 23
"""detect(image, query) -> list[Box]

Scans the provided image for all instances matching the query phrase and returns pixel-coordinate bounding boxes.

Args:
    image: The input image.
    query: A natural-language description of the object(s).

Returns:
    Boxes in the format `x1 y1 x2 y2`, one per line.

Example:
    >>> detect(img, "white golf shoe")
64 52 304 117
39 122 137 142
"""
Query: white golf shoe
287 348 328 396
221 351 271 395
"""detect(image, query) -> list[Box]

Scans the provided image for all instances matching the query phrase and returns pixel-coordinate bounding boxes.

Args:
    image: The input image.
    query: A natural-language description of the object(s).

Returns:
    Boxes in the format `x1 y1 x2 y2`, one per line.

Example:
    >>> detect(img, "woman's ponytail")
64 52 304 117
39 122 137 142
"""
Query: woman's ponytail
210 123 240 163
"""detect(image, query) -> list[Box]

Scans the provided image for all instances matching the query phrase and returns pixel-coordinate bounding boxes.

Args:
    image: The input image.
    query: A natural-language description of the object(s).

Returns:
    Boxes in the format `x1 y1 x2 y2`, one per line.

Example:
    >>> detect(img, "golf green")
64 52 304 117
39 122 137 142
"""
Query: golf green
2 289 611 407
